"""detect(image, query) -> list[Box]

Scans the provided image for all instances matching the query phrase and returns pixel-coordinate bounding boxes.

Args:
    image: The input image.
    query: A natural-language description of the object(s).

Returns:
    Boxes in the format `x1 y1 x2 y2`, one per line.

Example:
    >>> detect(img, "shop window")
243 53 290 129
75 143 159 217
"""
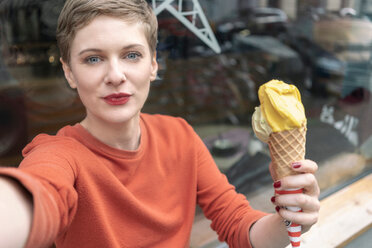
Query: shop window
1 2 371 246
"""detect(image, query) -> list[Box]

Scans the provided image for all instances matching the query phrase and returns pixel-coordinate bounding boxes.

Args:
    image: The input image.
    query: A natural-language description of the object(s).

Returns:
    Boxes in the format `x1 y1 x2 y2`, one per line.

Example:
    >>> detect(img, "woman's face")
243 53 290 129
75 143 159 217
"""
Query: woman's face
61 15 157 126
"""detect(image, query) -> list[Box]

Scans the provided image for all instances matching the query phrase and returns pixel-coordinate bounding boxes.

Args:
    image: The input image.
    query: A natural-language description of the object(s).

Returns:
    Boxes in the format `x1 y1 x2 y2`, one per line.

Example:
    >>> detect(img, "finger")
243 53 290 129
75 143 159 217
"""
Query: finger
291 159 318 174
277 207 319 226
272 193 320 212
279 173 320 197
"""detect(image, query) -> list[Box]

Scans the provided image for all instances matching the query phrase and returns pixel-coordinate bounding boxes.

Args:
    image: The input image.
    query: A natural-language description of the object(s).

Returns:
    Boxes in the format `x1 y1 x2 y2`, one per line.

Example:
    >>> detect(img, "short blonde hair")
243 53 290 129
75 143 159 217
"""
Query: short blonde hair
56 0 158 63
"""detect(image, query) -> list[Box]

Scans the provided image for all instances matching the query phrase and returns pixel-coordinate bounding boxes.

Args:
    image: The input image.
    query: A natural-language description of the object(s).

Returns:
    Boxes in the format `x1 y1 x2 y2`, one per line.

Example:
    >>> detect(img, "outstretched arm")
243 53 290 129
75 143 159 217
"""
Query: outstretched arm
0 176 33 247
249 160 320 248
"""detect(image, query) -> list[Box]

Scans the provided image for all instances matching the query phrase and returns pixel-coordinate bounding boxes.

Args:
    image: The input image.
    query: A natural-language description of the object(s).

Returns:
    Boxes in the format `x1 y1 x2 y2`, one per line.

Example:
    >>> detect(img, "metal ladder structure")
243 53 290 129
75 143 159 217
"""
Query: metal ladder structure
152 0 221 53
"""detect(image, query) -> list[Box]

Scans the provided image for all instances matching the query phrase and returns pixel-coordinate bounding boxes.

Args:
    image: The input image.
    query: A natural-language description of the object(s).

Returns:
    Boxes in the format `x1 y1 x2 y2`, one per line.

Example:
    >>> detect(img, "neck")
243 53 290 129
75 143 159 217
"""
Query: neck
80 114 141 151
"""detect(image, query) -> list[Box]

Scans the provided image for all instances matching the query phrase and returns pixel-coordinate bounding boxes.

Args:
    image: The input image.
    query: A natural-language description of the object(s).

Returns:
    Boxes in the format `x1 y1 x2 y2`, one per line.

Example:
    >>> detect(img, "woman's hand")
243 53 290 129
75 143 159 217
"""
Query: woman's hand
270 159 320 233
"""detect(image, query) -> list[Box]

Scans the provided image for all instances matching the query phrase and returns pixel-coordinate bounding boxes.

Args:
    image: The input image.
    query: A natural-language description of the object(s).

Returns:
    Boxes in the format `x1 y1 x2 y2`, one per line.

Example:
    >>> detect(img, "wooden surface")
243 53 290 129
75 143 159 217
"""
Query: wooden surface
190 152 372 248
298 173 372 248
191 172 372 248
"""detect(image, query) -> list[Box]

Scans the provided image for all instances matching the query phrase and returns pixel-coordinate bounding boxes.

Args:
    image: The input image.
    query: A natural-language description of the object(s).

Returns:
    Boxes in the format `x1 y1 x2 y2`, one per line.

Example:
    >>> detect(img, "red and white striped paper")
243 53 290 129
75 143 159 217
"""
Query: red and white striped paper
275 188 303 248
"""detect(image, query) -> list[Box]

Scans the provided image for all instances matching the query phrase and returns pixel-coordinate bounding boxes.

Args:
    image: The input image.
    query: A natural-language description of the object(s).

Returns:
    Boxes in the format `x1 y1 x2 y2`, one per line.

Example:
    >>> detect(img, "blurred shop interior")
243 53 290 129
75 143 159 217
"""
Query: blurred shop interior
1 0 372 247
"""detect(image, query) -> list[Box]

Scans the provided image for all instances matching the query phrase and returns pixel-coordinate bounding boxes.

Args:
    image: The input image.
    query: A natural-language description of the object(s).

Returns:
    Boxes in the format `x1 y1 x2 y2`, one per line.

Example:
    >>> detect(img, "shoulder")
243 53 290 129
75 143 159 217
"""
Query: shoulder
22 130 88 159
19 132 87 178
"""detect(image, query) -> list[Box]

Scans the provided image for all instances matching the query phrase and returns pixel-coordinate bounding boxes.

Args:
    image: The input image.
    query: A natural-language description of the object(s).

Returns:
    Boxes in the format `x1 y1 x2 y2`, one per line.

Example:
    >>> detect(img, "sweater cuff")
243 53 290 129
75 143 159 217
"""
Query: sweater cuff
0 167 59 248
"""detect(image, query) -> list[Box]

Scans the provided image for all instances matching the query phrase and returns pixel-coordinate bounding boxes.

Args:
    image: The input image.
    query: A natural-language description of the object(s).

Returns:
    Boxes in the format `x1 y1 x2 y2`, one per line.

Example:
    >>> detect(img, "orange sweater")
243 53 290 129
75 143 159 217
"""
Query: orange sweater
0 114 266 248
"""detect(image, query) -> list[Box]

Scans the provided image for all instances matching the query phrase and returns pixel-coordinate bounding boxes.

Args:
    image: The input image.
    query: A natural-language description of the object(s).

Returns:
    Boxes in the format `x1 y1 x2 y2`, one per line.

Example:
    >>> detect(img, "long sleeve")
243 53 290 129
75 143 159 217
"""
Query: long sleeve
194 132 267 248
0 135 79 248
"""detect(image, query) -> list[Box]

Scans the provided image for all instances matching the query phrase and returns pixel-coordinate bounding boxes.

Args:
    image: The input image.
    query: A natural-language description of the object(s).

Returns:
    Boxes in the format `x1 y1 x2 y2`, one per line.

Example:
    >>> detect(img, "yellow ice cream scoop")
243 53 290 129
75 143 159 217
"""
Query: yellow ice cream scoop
258 80 306 132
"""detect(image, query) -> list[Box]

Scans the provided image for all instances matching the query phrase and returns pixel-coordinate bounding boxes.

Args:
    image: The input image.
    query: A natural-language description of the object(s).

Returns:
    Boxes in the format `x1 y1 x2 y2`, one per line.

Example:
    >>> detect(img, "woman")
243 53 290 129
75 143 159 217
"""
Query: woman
0 0 320 247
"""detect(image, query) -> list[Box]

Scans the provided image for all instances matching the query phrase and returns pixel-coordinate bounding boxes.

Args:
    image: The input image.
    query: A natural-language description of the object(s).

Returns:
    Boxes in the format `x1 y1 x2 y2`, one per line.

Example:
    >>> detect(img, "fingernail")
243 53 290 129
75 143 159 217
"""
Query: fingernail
275 206 280 212
273 181 281 188
271 196 275 203
292 162 301 169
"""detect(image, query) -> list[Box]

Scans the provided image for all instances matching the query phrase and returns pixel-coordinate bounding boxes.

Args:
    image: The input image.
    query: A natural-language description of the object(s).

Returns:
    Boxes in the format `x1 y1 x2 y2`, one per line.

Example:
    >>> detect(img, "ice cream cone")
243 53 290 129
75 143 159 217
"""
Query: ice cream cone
252 80 308 248
268 124 307 248
268 124 306 181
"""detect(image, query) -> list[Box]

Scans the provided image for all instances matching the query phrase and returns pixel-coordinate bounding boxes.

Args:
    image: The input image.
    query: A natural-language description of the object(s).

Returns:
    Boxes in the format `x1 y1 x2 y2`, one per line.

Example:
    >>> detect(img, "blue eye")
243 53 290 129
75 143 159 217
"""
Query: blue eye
127 52 141 60
86 56 101 64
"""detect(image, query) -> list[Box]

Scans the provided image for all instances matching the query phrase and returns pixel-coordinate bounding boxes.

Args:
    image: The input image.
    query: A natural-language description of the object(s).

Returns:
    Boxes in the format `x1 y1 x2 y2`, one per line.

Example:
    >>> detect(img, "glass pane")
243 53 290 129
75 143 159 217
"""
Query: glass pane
0 0 85 166
1 1 371 246
1 0 371 193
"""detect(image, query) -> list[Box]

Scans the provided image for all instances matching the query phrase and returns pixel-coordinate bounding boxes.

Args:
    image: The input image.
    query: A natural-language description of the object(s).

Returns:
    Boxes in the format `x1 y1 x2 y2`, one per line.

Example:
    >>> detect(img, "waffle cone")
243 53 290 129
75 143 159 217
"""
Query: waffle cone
268 125 307 181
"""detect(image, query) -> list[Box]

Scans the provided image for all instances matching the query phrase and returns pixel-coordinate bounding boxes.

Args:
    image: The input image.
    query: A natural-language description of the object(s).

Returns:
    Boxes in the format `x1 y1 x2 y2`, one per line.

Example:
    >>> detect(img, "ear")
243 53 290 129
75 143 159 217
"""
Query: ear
149 52 158 82
60 58 77 89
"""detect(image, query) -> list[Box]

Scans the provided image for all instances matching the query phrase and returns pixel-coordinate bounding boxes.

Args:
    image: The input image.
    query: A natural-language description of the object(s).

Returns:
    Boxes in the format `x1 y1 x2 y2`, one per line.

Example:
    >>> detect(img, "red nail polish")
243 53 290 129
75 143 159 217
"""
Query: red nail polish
271 196 275 203
273 181 281 188
275 206 280 212
292 162 301 169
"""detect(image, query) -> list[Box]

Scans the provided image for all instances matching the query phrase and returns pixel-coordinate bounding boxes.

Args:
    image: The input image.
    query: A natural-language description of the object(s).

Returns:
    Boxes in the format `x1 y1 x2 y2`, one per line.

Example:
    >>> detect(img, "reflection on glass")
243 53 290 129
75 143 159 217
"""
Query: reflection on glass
0 0 85 166
1 0 371 247
0 0 371 201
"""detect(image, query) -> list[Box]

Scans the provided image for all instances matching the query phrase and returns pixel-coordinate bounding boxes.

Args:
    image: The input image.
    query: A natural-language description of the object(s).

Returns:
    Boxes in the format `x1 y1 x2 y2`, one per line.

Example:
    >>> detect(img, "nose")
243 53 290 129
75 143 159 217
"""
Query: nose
104 59 126 85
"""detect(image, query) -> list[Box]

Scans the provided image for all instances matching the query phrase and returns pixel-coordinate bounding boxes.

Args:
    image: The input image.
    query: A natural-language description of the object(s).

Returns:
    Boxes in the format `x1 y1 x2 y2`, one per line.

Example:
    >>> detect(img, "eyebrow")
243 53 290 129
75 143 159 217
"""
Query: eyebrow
78 44 146 56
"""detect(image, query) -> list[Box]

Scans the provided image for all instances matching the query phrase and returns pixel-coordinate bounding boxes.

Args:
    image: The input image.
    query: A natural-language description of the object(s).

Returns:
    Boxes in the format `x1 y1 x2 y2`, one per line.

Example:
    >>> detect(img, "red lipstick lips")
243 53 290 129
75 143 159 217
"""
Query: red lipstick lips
103 93 131 105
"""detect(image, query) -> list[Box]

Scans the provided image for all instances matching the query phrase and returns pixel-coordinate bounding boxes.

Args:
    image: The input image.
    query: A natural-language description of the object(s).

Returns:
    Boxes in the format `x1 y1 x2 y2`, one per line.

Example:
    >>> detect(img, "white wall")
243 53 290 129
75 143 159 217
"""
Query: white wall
280 0 297 19
327 0 342 11
258 0 268 7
